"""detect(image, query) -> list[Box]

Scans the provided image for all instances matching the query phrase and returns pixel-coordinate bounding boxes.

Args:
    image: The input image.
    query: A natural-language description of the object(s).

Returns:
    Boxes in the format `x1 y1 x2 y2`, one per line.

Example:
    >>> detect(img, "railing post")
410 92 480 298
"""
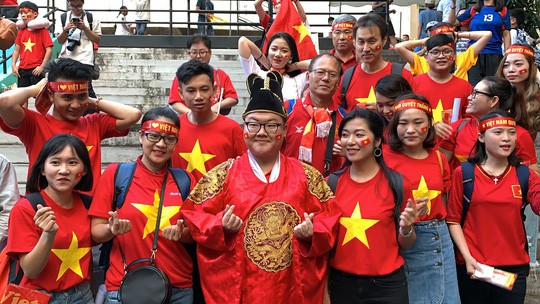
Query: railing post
187 0 191 35
169 0 173 36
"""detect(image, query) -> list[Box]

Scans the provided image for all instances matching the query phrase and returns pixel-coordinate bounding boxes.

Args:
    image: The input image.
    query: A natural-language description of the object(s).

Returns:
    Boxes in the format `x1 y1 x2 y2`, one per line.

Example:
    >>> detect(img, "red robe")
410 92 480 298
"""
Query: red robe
181 154 341 304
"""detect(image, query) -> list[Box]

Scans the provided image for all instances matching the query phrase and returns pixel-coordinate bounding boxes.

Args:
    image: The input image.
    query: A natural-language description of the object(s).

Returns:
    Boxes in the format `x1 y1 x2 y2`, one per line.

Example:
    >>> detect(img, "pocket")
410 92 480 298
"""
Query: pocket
371 268 407 288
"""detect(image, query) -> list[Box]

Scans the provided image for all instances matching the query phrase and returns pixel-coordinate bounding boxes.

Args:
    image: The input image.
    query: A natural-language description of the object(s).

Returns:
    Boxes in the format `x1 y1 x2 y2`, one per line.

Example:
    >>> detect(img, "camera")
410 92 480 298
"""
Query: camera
71 17 81 23
66 29 81 51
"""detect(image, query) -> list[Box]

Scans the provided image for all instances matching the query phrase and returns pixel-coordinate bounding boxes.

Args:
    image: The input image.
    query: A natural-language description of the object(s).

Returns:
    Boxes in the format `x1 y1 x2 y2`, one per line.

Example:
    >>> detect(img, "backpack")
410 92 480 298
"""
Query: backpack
460 161 529 250
0 16 17 50
61 11 93 29
460 6 507 27
340 62 404 110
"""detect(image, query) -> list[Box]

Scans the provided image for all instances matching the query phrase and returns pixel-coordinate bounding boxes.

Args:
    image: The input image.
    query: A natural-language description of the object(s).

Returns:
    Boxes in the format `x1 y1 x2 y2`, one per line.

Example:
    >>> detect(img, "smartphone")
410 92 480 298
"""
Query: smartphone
71 17 81 23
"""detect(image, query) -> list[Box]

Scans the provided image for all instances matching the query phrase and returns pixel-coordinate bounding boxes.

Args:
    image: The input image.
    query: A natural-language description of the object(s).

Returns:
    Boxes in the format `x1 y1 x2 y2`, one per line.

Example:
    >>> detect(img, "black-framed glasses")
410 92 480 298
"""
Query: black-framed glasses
142 132 178 145
470 89 495 99
244 122 283 134
427 49 454 57
310 69 339 79
188 50 209 57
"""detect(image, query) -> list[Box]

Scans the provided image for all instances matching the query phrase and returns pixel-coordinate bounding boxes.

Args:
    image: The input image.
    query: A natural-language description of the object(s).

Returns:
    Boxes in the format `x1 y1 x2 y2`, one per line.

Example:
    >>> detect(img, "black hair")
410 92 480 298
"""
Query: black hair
354 13 387 40
475 0 505 13
375 74 413 100
510 8 525 27
46 58 92 82
307 53 343 77
117 5 128 18
141 106 180 128
469 110 522 166
387 93 436 151
265 32 302 78
18 1 39 12
187 34 211 50
175 59 214 86
480 76 515 113
426 34 455 51
27 134 93 193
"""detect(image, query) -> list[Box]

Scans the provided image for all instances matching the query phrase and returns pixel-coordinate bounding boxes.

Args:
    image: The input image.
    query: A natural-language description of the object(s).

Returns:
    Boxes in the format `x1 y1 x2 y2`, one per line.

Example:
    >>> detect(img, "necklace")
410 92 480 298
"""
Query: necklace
482 164 508 184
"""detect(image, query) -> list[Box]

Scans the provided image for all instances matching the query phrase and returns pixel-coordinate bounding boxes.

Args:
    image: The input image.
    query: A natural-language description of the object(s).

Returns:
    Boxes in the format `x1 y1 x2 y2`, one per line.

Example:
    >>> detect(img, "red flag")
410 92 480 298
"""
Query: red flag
263 0 318 61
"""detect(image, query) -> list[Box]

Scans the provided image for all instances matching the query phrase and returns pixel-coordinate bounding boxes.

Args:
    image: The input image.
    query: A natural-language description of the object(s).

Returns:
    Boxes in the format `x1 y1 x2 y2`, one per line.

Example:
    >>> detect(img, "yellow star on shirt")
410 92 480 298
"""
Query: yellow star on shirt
339 203 379 248
51 232 91 280
179 140 216 175
432 99 444 123
292 22 310 43
132 189 181 239
86 146 93 152
22 38 36 52
412 175 441 215
355 86 377 104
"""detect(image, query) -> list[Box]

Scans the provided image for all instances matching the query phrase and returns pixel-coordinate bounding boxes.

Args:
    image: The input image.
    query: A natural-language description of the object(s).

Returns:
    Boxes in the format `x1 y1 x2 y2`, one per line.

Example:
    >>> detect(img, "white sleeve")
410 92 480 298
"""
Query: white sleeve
0 155 20 244
240 54 261 76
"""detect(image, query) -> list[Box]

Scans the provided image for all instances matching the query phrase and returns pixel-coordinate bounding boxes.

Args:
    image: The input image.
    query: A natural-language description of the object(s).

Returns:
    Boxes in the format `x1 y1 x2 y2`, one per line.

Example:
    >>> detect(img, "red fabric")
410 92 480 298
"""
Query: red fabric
335 62 416 111
171 114 246 181
439 118 538 172
181 154 341 304
447 165 540 266
329 168 413 276
283 95 344 175
88 158 196 290
260 12 270 29
6 192 92 292
168 69 238 105
0 109 126 195
329 49 357 71
2 284 51 303
414 74 472 123
15 28 53 69
262 0 317 61
385 149 451 221
2 0 17 5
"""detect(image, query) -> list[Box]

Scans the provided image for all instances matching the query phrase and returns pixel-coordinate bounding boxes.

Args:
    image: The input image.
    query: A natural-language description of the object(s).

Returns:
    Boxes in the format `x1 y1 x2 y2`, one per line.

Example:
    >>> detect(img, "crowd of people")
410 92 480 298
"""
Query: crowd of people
1 0 540 304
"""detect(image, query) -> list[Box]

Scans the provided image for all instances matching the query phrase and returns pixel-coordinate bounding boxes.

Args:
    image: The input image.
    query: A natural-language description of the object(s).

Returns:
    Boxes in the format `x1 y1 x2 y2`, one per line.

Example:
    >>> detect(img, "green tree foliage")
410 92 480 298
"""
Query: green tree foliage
506 0 540 38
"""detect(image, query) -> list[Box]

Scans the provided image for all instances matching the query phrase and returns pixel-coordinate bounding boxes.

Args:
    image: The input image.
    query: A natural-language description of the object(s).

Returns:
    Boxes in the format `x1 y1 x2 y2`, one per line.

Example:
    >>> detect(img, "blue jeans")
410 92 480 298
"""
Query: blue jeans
401 220 460 304
106 287 193 304
44 281 93 304
197 16 214 35
136 20 148 35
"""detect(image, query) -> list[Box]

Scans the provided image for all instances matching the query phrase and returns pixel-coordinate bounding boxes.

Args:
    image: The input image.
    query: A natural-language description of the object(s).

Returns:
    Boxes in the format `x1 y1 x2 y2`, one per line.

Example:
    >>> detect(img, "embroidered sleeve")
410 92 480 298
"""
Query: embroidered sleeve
301 162 334 202
188 158 235 204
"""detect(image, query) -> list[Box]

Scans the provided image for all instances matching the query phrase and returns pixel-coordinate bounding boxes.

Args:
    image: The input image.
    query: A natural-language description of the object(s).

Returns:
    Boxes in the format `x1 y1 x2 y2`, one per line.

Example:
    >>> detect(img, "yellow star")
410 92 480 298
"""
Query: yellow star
339 203 379 248
51 232 91 280
292 22 310 43
22 38 36 52
432 99 444 123
355 86 377 104
86 146 93 152
179 139 216 175
132 189 181 239
412 175 441 215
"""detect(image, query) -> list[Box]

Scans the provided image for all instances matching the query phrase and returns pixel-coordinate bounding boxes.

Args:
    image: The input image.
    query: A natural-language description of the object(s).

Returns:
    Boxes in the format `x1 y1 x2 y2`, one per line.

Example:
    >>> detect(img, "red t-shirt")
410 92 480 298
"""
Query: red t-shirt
168 69 238 106
337 62 416 111
329 49 357 72
385 149 451 221
414 74 472 124
447 164 540 266
329 168 413 276
3 0 17 5
88 158 196 290
283 94 344 175
0 109 127 194
7 192 92 292
439 118 538 172
15 28 54 69
171 114 246 181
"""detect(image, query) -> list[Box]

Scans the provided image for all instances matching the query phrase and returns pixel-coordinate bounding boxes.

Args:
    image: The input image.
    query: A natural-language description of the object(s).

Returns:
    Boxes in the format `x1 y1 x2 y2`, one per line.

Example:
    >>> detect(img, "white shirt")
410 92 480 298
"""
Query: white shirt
115 15 132 35
135 0 151 21
59 11 102 66
437 0 460 22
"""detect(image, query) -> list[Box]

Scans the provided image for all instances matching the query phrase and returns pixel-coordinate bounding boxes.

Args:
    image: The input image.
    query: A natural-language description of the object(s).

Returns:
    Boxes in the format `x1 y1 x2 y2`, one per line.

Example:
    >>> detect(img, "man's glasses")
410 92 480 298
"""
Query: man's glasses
143 132 178 145
427 49 454 57
244 122 283 134
310 69 339 79
188 50 209 57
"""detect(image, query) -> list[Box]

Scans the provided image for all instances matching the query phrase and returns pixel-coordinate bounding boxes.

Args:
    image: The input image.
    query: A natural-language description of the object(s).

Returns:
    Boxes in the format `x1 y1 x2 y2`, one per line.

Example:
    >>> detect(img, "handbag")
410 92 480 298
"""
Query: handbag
118 174 172 304
0 16 18 50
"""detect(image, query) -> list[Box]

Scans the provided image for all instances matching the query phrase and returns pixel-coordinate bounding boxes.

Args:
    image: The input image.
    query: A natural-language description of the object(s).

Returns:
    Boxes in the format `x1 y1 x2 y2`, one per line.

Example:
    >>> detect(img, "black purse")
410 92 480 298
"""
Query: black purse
119 175 172 304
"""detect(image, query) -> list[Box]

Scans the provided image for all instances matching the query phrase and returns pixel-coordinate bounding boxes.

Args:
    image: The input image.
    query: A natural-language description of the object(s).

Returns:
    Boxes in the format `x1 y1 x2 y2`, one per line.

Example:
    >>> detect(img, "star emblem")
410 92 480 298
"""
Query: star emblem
86 145 93 152
179 139 216 175
51 232 91 280
23 38 36 52
132 189 181 239
355 86 377 104
292 22 310 43
412 175 441 215
432 99 444 123
339 203 379 248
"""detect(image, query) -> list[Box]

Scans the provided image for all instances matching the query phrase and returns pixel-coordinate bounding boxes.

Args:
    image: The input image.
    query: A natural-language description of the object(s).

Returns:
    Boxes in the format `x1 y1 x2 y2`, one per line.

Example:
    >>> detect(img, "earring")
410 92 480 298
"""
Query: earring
373 147 382 157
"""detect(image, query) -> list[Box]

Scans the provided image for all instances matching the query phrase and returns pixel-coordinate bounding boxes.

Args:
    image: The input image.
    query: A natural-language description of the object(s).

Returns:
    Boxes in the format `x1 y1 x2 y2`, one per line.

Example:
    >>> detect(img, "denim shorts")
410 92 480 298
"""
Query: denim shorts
43 281 93 304
401 219 460 304
106 287 193 304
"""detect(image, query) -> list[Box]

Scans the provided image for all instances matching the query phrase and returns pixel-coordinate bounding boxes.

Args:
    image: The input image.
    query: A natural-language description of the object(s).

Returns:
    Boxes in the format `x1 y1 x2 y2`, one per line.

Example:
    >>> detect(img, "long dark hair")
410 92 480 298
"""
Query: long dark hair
475 0 505 13
468 110 522 166
265 32 302 77
480 76 516 113
27 134 93 193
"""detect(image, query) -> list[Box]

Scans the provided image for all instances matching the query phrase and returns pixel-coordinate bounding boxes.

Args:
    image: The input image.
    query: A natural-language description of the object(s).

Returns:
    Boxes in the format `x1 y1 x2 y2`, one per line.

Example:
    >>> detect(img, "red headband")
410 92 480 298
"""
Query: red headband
332 22 354 31
393 99 432 116
506 45 535 59
478 117 516 133
431 25 454 35
19 8 37 14
48 81 88 93
141 120 179 137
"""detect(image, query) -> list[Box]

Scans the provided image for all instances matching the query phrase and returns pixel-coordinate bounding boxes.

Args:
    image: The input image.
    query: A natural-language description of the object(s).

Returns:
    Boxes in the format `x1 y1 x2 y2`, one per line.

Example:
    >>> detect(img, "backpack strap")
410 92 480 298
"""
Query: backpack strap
516 164 530 252
61 12 67 28
323 111 337 176
79 193 92 210
86 11 93 29
390 62 404 76
113 162 137 210
340 65 357 110
327 168 345 194
25 192 46 210
460 161 475 226
168 168 191 201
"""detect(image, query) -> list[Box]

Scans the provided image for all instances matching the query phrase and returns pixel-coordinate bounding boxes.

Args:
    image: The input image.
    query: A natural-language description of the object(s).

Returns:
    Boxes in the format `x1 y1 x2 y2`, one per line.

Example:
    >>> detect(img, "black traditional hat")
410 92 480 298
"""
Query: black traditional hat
243 72 287 121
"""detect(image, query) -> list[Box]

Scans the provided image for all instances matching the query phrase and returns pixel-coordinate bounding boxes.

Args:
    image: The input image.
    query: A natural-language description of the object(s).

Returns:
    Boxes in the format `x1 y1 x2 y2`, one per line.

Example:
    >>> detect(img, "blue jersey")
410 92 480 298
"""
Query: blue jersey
457 6 510 55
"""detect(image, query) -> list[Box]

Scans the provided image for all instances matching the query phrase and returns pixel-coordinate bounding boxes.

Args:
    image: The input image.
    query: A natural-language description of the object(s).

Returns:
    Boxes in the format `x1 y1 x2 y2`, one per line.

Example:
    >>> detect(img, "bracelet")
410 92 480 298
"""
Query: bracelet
256 53 264 60
451 6 456 9
95 97 102 112
399 226 414 238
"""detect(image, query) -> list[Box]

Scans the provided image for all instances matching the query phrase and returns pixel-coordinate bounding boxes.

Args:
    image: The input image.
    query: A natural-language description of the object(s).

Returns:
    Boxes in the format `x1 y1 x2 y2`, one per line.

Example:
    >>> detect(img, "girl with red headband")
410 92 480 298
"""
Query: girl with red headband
447 110 540 303
385 93 460 303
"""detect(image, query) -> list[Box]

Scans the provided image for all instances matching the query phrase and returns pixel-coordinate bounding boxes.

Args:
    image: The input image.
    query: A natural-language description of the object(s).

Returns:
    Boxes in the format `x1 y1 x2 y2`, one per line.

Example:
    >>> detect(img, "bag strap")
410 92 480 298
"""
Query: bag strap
340 65 357 110
61 12 67 28
323 111 337 176
327 168 345 194
516 164 530 253
460 161 475 226
168 168 191 201
113 162 137 210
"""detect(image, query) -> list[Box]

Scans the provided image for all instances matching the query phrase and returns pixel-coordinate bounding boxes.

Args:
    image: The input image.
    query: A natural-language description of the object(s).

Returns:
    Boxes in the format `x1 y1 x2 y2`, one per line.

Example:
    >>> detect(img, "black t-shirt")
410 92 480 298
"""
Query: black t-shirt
197 0 214 17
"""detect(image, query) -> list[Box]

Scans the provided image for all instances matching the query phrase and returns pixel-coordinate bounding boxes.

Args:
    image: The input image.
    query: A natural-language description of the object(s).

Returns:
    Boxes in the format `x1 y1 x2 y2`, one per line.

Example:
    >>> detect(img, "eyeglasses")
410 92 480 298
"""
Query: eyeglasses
427 49 454 57
470 89 495 99
188 50 209 57
310 69 339 79
143 132 178 145
244 122 283 134
68 3 83 9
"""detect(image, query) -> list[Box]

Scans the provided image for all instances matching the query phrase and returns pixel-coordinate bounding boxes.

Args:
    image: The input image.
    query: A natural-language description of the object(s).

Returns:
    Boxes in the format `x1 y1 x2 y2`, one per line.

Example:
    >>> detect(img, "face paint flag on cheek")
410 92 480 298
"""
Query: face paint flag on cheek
519 68 528 75
275 134 283 141
360 137 371 147
421 126 428 133
76 172 83 178
346 35 353 41
447 56 454 61
244 132 250 139
375 45 382 51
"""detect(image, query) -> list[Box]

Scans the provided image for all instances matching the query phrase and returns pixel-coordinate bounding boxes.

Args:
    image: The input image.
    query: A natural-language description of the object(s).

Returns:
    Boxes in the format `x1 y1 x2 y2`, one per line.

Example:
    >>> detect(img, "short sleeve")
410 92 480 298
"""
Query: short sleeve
446 166 464 224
